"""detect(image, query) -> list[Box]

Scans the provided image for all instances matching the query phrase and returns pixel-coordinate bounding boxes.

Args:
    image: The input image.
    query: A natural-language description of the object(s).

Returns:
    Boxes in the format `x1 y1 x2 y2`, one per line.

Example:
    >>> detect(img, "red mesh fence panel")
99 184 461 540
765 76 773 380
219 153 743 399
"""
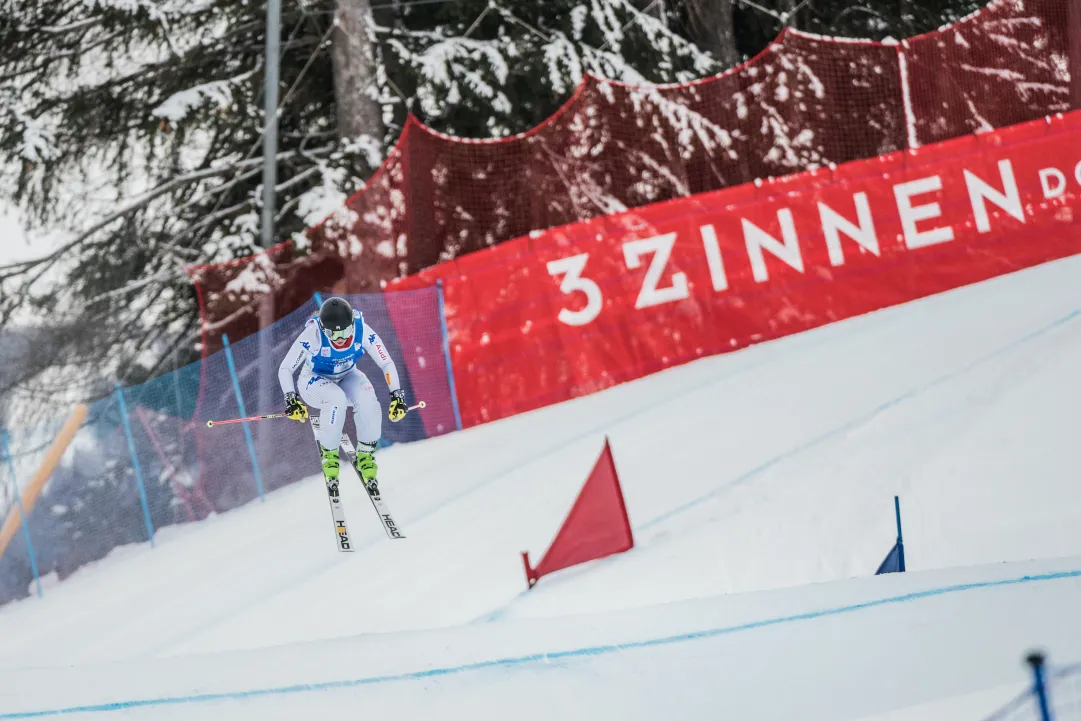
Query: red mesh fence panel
192 0 1077 354
905 0 1079 146
310 139 410 293
303 33 904 288
399 110 1081 427
188 241 344 356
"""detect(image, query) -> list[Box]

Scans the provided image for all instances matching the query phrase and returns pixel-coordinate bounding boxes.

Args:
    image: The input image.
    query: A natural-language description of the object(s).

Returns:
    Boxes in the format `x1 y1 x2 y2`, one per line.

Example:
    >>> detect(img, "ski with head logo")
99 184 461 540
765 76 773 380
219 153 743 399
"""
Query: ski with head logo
310 417 355 552
337 434 406 540
310 416 404 544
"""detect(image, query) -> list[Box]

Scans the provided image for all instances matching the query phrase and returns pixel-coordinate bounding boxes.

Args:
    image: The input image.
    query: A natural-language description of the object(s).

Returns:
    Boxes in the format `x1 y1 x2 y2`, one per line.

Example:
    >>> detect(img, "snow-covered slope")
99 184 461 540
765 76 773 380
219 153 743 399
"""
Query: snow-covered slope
4 557 1079 721
3 254 1081 720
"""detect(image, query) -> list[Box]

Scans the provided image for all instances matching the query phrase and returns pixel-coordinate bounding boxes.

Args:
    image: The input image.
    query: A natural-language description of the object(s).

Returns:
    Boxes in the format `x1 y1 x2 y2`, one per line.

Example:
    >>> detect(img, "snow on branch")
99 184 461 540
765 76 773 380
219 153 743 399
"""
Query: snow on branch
544 32 585 94
295 163 348 227
607 0 717 74
387 33 512 119
152 71 256 125
13 108 58 163
37 17 101 35
82 0 214 17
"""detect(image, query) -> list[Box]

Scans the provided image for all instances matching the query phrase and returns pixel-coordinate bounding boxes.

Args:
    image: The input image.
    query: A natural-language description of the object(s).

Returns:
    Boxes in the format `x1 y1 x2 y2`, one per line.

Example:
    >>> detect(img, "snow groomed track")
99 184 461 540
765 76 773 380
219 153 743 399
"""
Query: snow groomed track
3 559 1081 720
4 254 1081 719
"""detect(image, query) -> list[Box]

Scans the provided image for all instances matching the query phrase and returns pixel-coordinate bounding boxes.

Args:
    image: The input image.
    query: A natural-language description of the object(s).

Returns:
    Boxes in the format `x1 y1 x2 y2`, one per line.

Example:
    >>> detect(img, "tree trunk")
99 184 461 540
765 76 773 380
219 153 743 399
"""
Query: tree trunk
1071 0 1081 110
330 0 383 141
685 0 740 68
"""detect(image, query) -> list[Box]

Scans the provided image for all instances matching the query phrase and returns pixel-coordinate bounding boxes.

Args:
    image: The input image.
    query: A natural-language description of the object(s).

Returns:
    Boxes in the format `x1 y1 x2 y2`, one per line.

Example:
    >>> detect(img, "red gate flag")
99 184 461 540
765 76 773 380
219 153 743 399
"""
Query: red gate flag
522 438 634 588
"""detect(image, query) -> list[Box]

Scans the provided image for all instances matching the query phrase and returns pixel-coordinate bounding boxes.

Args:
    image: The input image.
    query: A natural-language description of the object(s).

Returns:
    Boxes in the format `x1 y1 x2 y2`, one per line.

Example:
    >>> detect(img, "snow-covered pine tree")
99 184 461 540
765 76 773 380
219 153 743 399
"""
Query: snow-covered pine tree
0 0 387 412
0 0 729 411
377 0 722 138
0 0 989 414
724 0 987 53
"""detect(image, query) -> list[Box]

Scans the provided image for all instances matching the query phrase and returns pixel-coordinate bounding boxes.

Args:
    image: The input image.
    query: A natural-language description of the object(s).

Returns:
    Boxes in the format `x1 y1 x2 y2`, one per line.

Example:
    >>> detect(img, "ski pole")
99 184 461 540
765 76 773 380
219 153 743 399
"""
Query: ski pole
208 402 425 427
206 413 290 428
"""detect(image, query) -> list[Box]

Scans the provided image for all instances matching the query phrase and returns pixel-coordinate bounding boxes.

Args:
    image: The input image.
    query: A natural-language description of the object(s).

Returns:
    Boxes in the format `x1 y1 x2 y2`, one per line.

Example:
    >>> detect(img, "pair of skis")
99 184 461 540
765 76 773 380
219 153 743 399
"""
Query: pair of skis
309 416 405 551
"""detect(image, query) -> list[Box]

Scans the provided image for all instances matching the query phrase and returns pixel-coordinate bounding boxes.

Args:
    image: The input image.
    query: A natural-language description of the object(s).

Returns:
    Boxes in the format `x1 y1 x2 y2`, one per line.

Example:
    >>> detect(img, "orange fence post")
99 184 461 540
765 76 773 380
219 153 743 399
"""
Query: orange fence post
0 404 89 561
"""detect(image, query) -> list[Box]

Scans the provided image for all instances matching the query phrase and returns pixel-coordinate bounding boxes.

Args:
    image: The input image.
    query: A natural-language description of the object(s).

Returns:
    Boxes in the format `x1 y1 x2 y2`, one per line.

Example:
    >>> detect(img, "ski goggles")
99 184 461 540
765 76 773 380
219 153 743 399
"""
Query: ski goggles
321 325 353 342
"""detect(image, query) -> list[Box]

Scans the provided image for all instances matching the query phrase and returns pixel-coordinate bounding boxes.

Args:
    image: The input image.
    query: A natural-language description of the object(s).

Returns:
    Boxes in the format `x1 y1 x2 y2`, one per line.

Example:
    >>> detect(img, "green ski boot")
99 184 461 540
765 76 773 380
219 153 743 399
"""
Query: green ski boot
354 450 378 495
319 444 340 485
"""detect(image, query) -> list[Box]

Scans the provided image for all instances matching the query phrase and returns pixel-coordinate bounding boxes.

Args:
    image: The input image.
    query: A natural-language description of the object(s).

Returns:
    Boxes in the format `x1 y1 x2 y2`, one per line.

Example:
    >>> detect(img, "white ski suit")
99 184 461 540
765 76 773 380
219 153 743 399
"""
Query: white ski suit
278 310 401 451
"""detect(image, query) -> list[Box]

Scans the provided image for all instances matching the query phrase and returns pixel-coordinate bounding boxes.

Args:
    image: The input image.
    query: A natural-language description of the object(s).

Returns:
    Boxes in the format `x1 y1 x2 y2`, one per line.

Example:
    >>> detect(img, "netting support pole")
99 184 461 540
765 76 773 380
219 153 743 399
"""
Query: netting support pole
1070 0 1081 110
1027 652 1053 721
897 44 918 150
436 280 463 431
893 495 905 573
115 384 156 548
1 430 43 597
222 334 266 502
261 0 279 251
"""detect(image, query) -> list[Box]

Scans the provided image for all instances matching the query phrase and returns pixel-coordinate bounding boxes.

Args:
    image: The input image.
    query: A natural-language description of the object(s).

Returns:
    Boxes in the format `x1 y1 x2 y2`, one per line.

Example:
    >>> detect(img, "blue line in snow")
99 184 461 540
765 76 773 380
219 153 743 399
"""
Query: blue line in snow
4 567 1080 718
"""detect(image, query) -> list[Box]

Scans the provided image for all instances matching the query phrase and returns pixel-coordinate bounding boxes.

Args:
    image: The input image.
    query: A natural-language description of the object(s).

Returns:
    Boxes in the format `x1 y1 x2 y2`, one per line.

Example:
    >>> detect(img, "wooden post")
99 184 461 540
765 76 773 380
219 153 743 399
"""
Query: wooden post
0 404 89 559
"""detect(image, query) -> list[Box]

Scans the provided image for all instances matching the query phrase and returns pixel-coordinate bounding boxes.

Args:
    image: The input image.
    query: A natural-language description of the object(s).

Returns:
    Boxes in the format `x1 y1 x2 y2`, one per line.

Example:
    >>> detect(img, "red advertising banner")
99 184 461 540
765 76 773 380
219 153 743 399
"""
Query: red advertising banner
395 111 1081 428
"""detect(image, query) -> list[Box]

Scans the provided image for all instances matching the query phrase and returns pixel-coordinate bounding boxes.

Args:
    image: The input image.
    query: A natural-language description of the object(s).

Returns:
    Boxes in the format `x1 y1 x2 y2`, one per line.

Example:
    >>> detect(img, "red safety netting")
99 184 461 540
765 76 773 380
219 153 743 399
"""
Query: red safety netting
187 241 343 356
191 0 1078 352
904 0 1079 146
397 110 1081 426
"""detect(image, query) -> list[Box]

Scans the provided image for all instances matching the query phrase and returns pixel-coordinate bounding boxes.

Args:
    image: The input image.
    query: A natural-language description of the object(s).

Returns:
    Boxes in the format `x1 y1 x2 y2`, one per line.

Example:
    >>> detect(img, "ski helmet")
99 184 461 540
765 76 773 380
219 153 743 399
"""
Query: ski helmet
318 297 355 348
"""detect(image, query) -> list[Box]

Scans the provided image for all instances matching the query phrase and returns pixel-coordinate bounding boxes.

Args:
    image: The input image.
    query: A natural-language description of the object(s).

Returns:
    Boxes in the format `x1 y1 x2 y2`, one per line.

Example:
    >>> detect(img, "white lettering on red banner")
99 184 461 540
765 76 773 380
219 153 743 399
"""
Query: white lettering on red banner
544 144 1078 327
894 175 954 249
700 224 729 292
743 209 804 283
622 233 689 309
1041 167 1066 199
963 159 1024 233
395 112 1081 428
546 253 602 326
819 192 879 266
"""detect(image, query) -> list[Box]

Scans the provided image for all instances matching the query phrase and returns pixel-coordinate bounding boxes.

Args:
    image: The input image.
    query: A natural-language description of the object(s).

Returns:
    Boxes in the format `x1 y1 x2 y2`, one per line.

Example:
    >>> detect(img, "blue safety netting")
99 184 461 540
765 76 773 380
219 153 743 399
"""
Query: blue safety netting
0 288 455 606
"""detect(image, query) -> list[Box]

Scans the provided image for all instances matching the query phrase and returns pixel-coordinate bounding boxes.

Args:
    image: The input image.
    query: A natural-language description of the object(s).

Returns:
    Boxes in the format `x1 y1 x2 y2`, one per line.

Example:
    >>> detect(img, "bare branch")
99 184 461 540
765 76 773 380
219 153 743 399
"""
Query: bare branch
83 272 179 308
275 165 322 194
275 195 304 223
170 199 255 247
731 0 786 22
36 16 100 35
138 316 200 380
0 30 127 83
0 146 335 278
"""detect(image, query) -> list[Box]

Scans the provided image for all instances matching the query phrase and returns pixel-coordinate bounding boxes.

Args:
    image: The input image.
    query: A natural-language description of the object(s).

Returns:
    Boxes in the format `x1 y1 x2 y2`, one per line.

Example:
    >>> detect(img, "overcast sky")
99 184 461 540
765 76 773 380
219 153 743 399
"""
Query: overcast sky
0 205 34 266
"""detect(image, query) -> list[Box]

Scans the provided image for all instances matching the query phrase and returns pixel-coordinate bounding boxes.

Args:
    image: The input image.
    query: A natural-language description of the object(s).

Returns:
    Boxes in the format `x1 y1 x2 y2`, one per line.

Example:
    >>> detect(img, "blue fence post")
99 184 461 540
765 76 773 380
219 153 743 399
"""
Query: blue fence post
115 383 156 548
222 334 266 502
893 495 906 573
1 430 43 598
436 280 464 431
1027 652 1053 721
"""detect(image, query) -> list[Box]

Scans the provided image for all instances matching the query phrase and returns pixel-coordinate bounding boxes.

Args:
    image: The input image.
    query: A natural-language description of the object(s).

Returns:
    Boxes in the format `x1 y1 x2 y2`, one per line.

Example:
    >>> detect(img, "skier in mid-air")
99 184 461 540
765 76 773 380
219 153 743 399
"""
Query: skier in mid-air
278 296 409 494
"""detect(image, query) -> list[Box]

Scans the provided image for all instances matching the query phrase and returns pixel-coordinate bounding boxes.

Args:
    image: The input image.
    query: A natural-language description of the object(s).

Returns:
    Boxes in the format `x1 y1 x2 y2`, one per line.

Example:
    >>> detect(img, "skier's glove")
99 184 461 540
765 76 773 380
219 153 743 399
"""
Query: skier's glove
284 391 308 422
388 389 407 423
